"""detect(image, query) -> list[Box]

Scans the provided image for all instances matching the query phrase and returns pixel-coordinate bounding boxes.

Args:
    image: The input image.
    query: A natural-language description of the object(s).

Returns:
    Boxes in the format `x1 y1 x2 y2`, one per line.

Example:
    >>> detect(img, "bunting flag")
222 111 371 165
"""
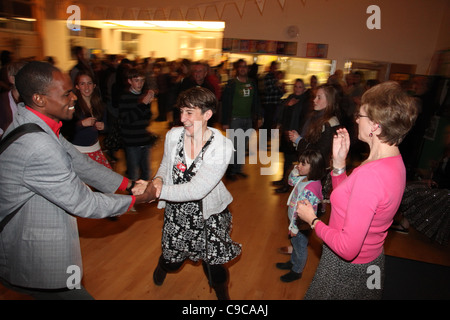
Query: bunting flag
131 7 140 20
145 8 156 20
59 0 294 21
153 7 167 20
161 7 170 20
179 6 189 20
255 0 265 15
235 0 246 18
197 5 207 20
215 2 225 19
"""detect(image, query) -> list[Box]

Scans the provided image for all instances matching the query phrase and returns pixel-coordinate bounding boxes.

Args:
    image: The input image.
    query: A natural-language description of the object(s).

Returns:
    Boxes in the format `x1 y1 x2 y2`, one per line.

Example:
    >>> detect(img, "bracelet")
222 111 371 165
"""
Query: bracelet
311 217 320 229
152 176 163 183
126 180 136 194
332 166 346 176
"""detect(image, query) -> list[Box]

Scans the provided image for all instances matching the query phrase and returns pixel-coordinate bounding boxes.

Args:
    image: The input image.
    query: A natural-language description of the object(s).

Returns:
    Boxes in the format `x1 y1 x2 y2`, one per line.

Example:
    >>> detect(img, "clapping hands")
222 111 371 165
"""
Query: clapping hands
295 199 316 227
332 128 350 169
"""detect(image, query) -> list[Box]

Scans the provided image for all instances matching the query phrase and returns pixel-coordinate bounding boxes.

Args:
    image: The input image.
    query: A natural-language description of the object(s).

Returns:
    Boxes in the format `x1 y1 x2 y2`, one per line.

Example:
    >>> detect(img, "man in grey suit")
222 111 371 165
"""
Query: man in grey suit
0 61 156 299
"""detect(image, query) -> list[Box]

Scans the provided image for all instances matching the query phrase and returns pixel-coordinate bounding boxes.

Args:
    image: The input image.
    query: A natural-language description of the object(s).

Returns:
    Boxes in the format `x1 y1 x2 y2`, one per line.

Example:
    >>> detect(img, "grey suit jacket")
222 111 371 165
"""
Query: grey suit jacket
0 106 132 289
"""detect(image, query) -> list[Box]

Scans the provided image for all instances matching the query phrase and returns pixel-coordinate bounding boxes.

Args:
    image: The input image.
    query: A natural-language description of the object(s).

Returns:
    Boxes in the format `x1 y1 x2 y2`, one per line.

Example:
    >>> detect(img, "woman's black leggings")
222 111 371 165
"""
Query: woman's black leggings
158 255 228 285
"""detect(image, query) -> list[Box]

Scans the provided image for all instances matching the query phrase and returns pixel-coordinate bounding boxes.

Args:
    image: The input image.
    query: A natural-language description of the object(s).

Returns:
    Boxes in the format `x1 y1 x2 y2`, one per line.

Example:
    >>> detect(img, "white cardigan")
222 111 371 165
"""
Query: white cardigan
156 126 234 219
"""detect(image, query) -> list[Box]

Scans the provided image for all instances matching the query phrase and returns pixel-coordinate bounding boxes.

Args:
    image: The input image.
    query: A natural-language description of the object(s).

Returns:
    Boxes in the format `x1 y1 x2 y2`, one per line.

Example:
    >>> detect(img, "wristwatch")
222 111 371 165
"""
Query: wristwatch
126 180 136 194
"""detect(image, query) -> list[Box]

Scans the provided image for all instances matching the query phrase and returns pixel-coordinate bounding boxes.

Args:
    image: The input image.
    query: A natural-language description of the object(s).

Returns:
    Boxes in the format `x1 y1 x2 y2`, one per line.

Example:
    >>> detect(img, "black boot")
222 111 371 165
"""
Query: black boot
202 262 230 300
212 282 230 300
153 261 167 286
153 256 184 286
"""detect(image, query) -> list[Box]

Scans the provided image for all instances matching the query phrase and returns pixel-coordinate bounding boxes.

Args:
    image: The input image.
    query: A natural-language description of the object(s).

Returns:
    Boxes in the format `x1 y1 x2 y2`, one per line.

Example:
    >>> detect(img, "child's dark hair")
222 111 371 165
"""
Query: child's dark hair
127 68 145 79
298 149 326 181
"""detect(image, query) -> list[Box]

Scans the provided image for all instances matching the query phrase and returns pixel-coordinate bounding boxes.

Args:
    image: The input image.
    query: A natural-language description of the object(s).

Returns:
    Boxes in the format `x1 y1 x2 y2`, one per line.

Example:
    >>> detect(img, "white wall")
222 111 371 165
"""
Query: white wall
215 0 449 74
40 0 450 75
43 20 72 71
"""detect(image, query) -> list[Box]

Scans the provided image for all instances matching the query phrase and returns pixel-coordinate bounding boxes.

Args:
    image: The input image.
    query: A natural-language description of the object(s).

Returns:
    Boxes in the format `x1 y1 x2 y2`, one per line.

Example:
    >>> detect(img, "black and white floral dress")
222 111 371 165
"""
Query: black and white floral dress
161 130 241 265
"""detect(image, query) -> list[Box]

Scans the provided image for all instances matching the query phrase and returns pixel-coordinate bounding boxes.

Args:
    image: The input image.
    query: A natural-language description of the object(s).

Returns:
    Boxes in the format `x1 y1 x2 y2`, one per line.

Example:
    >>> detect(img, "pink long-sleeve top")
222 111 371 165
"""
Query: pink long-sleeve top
314 155 406 264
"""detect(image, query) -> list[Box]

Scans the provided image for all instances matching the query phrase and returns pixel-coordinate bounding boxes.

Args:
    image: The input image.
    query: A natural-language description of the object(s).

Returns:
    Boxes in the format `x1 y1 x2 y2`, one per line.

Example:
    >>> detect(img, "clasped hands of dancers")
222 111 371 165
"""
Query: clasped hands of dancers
131 177 162 202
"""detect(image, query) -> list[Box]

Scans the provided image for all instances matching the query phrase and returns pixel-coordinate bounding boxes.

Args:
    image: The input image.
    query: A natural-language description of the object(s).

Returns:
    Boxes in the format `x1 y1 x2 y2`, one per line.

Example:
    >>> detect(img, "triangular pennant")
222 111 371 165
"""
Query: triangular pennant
278 0 286 10
215 2 225 19
131 7 140 20
255 0 265 15
116 7 125 20
179 6 189 20
147 8 155 20
162 7 170 20
197 5 207 20
235 0 246 18
301 0 307 7
153 7 167 20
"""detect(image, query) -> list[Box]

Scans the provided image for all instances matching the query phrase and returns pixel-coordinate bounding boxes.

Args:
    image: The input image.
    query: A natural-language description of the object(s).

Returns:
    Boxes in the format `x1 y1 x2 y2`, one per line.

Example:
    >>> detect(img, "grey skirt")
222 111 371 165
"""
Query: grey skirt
305 245 385 300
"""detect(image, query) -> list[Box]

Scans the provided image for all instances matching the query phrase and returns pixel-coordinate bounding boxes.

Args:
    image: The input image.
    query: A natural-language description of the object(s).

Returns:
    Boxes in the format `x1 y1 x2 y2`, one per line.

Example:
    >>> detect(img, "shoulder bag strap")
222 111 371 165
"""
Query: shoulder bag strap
0 123 45 155
0 123 46 232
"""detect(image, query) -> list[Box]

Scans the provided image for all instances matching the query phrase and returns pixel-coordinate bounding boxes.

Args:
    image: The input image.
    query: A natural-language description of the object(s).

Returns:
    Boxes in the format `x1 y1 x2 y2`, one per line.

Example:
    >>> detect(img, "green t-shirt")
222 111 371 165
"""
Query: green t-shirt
232 79 255 118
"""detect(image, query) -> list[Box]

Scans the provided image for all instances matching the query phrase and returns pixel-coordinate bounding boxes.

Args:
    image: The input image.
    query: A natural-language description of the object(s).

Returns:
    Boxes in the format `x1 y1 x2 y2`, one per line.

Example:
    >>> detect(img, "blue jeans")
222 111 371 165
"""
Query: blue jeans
290 230 309 274
124 145 151 180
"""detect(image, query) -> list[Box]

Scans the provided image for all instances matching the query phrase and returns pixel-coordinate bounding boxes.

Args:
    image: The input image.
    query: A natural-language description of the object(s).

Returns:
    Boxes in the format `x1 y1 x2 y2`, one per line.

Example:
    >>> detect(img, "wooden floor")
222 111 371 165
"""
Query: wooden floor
1 105 449 300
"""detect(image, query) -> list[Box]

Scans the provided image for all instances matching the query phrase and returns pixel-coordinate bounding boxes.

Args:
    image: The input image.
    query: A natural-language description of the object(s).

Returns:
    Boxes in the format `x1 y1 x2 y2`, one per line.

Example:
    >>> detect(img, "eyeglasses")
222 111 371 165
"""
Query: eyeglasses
355 114 370 119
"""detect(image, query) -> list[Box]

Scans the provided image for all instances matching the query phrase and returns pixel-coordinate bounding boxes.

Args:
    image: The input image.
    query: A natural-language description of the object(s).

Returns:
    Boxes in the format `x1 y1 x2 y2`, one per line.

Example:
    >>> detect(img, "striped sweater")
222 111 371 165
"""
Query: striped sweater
118 91 153 146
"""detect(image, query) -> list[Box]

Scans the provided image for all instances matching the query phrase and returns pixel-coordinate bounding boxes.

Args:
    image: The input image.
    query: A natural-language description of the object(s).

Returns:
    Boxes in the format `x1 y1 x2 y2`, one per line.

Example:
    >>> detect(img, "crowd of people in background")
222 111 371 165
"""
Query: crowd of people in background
1 45 448 218
0 46 449 299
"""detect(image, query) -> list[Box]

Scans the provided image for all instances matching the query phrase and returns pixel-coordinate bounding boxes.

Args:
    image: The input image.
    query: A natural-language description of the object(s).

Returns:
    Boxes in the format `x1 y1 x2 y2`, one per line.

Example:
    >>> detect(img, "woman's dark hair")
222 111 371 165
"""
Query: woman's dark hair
298 149 326 181
176 87 217 114
304 84 339 143
74 71 104 119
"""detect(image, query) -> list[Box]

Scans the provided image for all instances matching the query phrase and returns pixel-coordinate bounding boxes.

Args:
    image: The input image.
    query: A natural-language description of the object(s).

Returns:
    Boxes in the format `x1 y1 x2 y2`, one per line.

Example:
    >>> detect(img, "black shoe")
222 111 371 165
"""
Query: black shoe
276 261 293 270
153 263 167 286
272 179 284 186
280 271 302 282
275 185 290 193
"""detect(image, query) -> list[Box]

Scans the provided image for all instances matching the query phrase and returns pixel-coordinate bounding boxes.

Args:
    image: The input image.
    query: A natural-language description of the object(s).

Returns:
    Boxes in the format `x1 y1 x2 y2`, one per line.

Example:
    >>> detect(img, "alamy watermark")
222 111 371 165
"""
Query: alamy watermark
366 265 382 290
366 5 381 30
66 5 81 31
66 265 81 289
184 121 279 175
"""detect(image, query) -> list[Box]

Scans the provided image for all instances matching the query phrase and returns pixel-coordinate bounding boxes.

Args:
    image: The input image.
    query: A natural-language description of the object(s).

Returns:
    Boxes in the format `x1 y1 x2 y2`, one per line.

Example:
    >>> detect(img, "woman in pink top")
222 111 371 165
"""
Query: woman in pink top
296 81 418 299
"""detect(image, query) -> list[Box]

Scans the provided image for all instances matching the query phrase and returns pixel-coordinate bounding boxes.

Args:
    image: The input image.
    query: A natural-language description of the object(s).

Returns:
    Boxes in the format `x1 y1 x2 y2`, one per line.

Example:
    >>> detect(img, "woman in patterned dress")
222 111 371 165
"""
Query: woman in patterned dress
143 87 241 299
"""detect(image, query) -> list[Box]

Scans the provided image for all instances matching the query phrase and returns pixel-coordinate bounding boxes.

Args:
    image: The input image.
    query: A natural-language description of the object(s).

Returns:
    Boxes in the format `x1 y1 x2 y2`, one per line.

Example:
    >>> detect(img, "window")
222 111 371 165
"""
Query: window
0 0 35 31
121 32 140 55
